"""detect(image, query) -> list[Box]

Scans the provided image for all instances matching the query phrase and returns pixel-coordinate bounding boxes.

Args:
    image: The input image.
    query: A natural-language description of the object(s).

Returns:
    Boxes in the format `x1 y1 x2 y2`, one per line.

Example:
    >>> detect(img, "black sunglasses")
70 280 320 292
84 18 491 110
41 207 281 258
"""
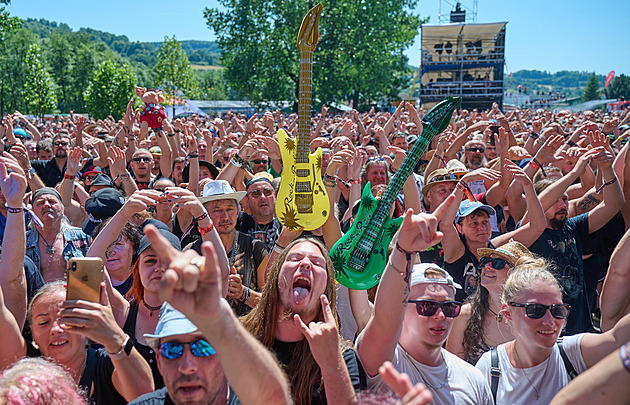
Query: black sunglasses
407 299 462 318
251 159 268 164
248 189 273 198
159 339 216 360
54 141 69 147
132 157 152 163
467 147 485 153
508 302 571 320
429 173 458 183
480 257 511 270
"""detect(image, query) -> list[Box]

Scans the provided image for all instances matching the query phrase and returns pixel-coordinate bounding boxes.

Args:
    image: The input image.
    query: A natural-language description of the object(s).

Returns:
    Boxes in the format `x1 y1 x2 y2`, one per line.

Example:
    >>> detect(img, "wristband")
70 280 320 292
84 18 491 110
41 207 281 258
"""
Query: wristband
4 204 24 214
230 157 243 168
196 211 208 222
27 167 36 177
273 244 285 254
565 140 578 147
238 287 251 303
596 176 618 194
187 153 199 159
620 342 630 374
64 173 75 180
198 220 214 236
529 132 539 140
232 153 247 167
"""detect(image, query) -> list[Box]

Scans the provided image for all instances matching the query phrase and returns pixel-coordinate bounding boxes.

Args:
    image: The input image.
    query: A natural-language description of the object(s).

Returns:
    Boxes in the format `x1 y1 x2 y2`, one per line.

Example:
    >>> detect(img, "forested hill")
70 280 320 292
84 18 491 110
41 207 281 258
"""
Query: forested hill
22 18 220 67
507 70 607 98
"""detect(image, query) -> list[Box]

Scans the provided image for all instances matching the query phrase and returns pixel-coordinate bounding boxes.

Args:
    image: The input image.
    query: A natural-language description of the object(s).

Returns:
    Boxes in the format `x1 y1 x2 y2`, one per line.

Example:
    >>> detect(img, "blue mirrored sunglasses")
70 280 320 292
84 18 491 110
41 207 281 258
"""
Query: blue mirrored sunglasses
159 339 216 359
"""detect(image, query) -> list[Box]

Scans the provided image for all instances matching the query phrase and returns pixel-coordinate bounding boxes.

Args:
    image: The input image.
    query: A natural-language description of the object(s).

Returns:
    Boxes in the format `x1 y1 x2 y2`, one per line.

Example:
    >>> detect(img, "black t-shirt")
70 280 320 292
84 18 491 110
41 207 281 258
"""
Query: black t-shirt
235 211 281 253
128 386 241 405
271 339 362 405
445 239 493 302
528 213 592 334
123 304 164 389
78 347 127 405
419 241 445 269
31 157 95 187
113 274 133 297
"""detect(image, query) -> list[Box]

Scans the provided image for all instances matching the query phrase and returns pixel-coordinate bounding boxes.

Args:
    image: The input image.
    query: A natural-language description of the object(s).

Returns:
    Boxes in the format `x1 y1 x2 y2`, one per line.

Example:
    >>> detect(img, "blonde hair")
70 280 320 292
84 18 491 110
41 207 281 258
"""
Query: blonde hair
501 258 561 306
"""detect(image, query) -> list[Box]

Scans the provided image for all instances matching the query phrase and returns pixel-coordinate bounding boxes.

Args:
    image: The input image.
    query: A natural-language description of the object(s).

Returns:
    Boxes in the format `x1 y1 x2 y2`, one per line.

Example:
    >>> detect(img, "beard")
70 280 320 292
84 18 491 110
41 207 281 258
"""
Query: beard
469 155 483 168
549 216 567 230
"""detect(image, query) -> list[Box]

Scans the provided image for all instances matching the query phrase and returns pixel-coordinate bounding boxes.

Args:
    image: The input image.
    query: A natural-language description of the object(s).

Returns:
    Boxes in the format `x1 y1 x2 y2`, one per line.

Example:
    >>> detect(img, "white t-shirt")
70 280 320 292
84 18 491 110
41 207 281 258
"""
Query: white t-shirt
360 343 493 405
475 334 588 404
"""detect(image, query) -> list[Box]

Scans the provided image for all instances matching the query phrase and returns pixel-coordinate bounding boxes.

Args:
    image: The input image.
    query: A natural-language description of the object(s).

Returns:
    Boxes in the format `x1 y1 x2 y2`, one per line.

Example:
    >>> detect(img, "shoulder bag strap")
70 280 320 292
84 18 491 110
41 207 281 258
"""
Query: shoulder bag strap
490 348 501 404
557 338 578 380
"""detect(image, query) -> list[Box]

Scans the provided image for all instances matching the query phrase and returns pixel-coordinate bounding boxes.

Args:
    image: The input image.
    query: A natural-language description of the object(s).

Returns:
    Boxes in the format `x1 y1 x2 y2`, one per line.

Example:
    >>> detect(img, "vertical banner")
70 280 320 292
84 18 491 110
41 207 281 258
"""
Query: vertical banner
605 71 616 89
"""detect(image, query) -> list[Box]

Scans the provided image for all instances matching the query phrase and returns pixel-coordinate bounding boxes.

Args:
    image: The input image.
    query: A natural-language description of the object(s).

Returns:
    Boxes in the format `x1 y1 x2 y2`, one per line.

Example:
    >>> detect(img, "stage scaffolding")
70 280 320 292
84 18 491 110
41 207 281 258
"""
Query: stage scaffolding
418 22 507 110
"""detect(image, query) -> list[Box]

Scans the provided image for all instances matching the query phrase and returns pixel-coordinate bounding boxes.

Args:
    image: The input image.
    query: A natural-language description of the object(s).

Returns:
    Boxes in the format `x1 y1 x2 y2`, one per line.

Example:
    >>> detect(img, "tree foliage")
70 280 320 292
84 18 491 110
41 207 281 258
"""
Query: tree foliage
84 60 136 120
605 74 630 101
154 36 200 101
23 43 56 116
582 73 601 102
205 0 424 110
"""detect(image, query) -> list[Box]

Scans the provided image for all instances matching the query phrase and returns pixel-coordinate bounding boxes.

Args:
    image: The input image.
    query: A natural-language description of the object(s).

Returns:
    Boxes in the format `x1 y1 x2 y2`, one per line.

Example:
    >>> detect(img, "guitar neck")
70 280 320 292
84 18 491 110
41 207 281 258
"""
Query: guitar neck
297 51 313 163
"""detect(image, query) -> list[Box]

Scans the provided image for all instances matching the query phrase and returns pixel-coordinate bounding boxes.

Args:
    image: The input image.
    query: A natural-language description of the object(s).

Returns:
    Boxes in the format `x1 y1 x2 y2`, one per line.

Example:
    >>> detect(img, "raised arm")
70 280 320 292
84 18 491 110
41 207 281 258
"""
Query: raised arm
145 227 292 405
600 227 630 332
356 197 454 377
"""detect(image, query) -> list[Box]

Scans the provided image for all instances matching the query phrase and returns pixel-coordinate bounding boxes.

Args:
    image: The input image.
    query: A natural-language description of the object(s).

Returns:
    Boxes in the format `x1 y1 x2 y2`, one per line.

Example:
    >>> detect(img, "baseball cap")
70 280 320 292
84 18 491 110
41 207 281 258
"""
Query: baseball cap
82 188 125 236
455 200 495 223
410 263 462 291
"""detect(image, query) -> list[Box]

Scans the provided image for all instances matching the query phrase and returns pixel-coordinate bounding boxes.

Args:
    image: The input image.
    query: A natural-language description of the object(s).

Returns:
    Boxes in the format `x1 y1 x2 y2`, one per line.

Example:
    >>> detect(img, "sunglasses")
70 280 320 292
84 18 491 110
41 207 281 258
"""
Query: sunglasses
429 173 458 183
248 189 273 198
479 257 511 270
367 157 386 163
407 299 462 318
132 157 152 163
159 339 216 360
54 141 69 147
467 147 485 153
508 302 571 320
251 159 268 165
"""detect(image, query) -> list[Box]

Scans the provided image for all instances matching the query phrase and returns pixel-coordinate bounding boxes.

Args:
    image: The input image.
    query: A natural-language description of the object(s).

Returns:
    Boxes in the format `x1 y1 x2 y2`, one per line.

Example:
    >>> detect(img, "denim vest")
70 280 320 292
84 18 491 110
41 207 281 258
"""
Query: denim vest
25 225 91 273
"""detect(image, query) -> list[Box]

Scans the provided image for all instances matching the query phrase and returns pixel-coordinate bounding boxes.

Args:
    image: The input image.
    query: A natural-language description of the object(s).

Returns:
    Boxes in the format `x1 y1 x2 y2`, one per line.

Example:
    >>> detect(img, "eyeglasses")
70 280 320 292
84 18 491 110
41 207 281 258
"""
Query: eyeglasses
508 302 571 320
467 147 485 153
479 256 511 270
159 339 216 360
132 157 152 163
248 189 273 198
429 173 458 183
54 141 69 147
407 299 462 318
250 159 268 165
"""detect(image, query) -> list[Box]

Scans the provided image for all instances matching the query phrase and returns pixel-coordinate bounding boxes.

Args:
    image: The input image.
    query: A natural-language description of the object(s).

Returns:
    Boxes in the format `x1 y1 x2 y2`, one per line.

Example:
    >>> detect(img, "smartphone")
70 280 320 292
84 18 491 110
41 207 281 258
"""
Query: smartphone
66 257 103 302
489 125 500 144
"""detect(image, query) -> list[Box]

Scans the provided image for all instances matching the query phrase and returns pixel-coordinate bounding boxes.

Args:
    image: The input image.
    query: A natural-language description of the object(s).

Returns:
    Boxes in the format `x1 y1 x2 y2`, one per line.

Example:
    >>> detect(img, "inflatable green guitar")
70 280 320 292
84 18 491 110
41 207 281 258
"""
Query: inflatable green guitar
330 97 461 289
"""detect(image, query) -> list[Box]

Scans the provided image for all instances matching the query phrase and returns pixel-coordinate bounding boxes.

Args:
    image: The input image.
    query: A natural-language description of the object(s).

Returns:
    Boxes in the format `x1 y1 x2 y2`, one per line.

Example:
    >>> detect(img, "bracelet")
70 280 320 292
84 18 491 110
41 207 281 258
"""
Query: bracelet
456 179 468 192
4 203 24 213
198 220 214 236
620 342 630 374
530 132 539 140
273 244 284 254
232 153 247 167
187 153 199 159
196 211 208 222
388 258 406 277
395 242 414 284
596 176 618 194
108 334 133 360
238 287 251 302
323 176 336 188
27 167 36 177
167 133 175 137
63 173 75 180
230 157 243 168
565 140 578 147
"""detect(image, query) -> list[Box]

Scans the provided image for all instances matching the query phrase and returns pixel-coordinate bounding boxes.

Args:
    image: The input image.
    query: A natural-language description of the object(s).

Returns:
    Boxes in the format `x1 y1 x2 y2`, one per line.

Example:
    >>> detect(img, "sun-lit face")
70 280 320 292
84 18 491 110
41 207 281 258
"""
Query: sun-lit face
545 194 569 229
277 241 329 323
30 289 86 365
425 182 456 211
138 247 166 295
401 282 456 350
32 194 64 223
366 163 388 186
456 211 491 244
246 181 275 219
479 254 511 292
205 199 238 236
505 281 565 350
172 162 186 183
105 235 134 282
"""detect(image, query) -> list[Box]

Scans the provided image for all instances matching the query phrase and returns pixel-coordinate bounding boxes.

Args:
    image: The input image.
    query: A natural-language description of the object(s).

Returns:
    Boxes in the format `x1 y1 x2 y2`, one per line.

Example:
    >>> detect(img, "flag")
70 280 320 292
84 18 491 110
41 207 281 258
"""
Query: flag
605 71 615 89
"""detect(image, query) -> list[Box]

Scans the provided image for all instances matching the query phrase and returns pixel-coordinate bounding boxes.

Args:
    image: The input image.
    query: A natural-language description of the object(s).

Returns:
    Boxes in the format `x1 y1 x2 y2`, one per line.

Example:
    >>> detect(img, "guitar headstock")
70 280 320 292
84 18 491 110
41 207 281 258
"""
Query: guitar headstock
421 96 462 134
297 3 323 53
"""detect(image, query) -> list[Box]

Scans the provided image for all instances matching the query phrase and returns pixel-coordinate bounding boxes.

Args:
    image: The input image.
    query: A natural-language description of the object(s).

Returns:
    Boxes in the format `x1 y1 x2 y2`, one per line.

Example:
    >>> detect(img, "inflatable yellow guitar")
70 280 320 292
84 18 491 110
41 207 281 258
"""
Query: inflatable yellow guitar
276 3 329 230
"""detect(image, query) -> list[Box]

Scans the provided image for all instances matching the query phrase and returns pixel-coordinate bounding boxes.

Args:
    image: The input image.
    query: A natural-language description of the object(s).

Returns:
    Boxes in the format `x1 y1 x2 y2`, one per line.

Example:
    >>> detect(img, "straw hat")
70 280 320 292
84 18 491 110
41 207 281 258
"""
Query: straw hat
477 240 533 267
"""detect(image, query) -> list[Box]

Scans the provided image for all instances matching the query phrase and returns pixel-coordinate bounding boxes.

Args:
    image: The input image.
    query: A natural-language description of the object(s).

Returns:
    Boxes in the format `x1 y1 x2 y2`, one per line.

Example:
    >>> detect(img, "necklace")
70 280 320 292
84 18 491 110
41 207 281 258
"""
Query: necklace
512 343 552 401
39 231 61 255
401 345 449 390
143 300 162 316
489 307 503 322
228 231 239 268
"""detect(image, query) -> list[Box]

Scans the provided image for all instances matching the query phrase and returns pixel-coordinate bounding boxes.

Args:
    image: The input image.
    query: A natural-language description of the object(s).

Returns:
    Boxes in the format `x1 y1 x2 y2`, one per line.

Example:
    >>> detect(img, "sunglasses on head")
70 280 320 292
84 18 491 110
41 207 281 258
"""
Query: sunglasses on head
479 256 511 270
251 159 268 165
467 147 485 153
508 302 571 320
429 173 458 183
54 141 69 147
248 189 273 198
407 299 462 318
132 157 152 163
159 339 216 360
367 157 385 163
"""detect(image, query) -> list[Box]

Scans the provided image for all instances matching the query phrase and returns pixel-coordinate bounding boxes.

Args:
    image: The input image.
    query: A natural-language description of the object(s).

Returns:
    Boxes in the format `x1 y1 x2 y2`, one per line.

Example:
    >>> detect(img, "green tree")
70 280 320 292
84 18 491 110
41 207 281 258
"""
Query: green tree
197 69 227 100
46 31 73 111
582 73 601 102
205 1 424 110
23 43 57 116
84 60 136 120
605 74 630 101
0 27 35 114
154 35 199 102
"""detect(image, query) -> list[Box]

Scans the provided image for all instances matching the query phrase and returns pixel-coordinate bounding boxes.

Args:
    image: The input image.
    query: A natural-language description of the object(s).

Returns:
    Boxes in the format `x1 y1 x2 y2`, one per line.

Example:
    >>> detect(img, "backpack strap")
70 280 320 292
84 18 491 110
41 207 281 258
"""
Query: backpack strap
490 348 501 404
557 338 578 380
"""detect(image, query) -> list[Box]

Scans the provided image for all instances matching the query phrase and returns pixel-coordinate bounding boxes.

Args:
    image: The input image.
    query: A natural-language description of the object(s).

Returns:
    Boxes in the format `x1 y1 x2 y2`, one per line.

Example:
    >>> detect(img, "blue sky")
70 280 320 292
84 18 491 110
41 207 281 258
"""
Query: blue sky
6 0 629 76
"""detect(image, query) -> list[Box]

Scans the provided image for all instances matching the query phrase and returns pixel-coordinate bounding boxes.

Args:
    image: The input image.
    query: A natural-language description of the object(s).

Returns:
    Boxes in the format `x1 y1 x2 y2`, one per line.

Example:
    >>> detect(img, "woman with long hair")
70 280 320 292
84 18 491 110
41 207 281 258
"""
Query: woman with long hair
475 260 630 403
240 237 360 405
446 240 534 364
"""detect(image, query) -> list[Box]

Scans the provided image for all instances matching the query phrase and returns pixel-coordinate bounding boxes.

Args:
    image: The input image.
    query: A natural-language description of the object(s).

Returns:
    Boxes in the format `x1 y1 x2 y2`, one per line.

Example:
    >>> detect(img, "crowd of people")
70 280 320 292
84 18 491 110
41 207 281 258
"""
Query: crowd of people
0 98 629 404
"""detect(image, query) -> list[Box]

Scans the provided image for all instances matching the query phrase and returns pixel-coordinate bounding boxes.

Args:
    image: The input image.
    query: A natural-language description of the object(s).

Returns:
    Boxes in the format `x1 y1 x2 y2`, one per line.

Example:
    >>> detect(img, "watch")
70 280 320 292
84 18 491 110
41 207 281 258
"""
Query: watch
108 335 133 360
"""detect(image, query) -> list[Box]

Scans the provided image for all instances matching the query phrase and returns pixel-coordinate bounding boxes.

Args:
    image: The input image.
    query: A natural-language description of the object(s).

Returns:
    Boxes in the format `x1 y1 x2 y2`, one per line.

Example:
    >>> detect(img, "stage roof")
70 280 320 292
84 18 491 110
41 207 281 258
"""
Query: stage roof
421 22 508 42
